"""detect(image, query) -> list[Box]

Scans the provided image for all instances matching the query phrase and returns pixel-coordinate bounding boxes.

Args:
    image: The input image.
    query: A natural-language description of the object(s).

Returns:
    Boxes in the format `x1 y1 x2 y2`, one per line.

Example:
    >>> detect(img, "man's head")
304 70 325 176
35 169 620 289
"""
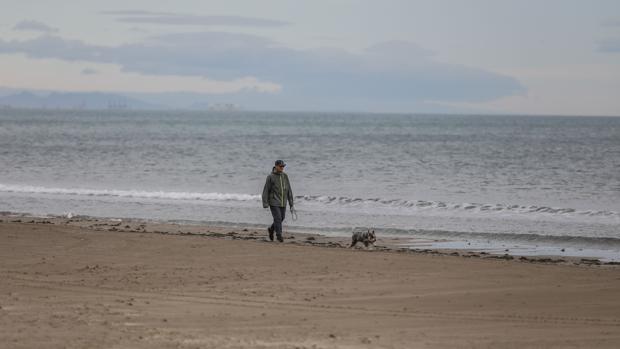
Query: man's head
274 159 286 173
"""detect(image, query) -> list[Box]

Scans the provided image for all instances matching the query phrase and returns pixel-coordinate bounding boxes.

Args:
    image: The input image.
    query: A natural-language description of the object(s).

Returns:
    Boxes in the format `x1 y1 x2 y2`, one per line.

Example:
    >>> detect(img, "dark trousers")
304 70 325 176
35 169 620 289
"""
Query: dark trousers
269 206 286 237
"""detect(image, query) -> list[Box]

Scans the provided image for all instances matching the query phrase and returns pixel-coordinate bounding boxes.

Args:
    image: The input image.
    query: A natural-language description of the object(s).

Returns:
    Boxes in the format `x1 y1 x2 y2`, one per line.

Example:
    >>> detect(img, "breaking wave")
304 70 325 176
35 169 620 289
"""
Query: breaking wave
1 183 617 219
295 195 619 218
0 184 260 202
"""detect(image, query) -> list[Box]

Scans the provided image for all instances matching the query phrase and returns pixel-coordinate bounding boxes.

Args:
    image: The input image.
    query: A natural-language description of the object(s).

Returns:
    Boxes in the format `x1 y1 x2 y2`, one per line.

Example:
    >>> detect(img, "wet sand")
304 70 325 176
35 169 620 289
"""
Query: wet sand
1 216 620 348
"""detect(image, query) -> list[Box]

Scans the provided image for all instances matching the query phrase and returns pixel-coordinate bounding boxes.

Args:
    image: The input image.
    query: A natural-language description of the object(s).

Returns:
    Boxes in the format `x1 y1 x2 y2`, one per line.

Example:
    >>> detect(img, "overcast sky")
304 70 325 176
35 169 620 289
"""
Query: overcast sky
1 0 619 115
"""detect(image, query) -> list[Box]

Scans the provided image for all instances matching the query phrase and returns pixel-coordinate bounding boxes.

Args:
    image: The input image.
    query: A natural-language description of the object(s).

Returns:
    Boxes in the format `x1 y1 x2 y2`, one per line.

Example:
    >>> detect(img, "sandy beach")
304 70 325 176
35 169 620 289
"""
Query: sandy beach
1 216 620 349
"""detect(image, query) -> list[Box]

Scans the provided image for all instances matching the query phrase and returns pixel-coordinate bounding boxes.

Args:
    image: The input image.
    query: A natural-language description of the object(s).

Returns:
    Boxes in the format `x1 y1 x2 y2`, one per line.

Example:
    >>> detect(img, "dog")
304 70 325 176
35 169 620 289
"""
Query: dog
350 229 376 249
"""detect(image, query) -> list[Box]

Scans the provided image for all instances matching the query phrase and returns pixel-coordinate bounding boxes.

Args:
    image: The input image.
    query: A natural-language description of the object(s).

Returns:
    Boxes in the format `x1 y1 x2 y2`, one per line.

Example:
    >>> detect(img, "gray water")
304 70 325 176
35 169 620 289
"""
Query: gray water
1 109 619 259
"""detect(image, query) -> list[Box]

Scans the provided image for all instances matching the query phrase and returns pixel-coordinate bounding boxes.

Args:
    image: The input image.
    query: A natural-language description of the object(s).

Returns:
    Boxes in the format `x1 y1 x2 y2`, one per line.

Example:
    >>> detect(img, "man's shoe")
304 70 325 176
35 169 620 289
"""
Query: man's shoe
268 226 274 241
277 235 283 242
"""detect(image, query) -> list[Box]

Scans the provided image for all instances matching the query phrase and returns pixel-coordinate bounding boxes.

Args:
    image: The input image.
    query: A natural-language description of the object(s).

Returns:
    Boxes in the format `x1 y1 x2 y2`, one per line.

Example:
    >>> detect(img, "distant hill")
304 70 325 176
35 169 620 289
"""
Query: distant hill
0 91 165 110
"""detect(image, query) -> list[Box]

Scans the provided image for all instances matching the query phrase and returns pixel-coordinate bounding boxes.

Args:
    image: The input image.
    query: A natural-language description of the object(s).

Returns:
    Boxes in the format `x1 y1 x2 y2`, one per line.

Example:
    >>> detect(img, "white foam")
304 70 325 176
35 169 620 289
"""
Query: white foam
295 195 618 219
0 184 260 202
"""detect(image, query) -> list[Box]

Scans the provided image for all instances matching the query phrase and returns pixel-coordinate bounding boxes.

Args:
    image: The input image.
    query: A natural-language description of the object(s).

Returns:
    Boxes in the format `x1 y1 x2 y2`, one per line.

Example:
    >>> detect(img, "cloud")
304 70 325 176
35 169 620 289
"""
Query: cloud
598 38 620 52
101 10 289 28
81 68 99 75
598 18 620 53
0 35 104 62
128 27 149 33
13 20 58 33
602 18 620 27
101 10 173 16
0 32 524 109
0 55 280 94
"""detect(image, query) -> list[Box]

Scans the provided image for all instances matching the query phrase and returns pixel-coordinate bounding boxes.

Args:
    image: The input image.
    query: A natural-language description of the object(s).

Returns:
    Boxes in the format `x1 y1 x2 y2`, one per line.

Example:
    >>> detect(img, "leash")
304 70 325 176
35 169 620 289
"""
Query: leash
290 206 298 221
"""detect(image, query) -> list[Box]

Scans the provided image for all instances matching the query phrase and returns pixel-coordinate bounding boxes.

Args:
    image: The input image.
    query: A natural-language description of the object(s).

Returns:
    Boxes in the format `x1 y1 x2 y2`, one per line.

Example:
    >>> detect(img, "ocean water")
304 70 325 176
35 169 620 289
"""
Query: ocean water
1 109 619 259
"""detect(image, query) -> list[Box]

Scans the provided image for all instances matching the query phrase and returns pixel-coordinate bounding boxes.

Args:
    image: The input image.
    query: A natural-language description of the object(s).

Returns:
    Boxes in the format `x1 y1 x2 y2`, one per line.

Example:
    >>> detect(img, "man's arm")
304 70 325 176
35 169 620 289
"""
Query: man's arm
286 175 294 208
262 176 271 208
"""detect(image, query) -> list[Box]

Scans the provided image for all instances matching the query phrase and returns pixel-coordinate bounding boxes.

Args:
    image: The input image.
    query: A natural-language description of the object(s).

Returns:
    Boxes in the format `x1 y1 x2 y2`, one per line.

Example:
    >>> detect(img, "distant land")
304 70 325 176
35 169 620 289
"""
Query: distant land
0 88 242 111
0 87 474 114
0 91 161 110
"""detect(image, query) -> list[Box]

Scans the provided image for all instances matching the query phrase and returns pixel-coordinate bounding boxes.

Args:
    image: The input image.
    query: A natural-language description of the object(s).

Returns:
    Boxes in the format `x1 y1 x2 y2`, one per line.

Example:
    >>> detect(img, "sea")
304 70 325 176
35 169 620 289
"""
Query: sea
1 109 619 260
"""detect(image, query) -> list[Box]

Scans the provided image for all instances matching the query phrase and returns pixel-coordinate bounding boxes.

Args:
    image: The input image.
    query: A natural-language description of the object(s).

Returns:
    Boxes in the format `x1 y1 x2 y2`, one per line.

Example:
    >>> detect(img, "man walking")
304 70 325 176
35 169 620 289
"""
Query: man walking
262 160 294 242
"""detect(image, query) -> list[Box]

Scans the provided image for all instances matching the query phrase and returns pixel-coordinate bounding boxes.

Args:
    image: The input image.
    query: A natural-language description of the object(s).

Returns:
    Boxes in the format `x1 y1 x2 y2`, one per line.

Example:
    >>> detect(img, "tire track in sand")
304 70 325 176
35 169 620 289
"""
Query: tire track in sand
6 275 620 328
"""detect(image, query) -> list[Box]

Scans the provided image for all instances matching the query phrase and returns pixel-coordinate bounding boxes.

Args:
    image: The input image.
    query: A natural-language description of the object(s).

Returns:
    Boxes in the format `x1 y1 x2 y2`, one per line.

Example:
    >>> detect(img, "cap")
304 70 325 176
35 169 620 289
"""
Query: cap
275 159 286 167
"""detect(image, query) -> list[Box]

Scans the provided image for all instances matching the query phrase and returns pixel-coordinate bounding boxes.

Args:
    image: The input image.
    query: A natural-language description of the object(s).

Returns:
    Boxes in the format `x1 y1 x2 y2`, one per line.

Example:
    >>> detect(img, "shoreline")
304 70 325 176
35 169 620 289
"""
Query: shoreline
1 211 618 267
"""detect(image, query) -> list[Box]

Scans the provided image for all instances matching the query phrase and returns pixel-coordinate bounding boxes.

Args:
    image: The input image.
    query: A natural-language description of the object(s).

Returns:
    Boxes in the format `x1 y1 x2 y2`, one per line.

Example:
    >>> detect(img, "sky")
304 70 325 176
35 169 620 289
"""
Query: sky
0 0 619 115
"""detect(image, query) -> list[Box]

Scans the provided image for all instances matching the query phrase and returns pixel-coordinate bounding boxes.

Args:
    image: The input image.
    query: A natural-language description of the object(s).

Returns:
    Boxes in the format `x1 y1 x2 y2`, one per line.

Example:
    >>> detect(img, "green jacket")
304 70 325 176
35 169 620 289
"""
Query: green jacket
262 170 294 208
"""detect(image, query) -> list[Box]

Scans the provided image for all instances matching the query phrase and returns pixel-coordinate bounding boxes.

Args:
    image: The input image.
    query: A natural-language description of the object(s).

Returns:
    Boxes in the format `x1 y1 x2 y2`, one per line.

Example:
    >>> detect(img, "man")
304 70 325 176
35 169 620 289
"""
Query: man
262 159 294 242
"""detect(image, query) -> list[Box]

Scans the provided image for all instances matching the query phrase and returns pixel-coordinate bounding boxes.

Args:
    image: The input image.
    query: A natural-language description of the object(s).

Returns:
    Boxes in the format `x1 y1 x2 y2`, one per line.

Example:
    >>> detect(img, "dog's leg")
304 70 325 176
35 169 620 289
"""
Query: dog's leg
350 239 357 248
